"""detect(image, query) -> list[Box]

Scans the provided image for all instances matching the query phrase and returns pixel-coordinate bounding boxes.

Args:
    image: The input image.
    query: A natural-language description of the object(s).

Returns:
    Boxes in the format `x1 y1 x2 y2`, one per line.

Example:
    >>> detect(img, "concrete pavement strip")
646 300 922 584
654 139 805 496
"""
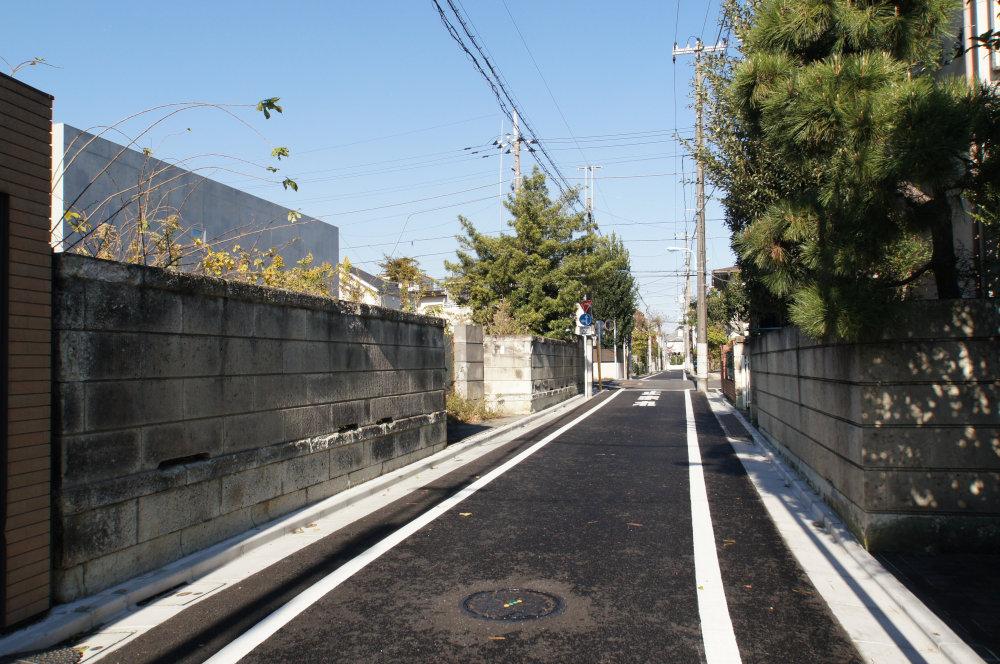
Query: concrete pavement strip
706 391 984 664
0 393 598 661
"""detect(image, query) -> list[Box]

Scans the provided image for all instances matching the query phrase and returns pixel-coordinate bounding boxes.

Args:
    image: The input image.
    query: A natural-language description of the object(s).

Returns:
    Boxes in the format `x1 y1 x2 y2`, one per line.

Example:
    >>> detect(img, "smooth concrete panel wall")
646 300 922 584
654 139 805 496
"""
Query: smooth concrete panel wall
747 300 999 551
52 125 338 269
484 335 583 415
52 254 446 601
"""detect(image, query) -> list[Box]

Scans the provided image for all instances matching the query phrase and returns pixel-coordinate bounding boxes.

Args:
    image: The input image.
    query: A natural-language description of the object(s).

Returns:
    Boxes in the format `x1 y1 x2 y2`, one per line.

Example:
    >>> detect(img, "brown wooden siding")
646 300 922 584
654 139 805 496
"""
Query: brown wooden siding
1 72 52 628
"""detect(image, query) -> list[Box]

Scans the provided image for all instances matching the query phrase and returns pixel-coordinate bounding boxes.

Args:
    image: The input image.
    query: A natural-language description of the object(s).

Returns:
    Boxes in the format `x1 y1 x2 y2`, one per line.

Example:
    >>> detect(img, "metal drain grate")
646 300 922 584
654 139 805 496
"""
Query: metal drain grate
462 588 562 621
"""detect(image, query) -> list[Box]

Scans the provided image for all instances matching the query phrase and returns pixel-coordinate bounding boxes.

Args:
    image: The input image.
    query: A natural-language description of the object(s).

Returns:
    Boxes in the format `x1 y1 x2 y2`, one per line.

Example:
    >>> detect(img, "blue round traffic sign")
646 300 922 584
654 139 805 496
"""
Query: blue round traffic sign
578 312 593 326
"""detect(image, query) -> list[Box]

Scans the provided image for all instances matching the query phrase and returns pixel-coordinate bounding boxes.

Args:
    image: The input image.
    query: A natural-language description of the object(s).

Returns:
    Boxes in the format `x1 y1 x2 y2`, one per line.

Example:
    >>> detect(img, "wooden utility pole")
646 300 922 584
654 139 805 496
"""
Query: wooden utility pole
673 38 726 392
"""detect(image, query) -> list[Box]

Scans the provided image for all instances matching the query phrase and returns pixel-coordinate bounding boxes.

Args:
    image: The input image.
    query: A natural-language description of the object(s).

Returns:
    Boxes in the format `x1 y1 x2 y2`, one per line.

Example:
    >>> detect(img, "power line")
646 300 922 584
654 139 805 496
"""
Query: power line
287 171 497 206
334 193 499 231
299 113 496 154
430 0 579 203
499 0 589 166
312 181 505 219
542 127 695 141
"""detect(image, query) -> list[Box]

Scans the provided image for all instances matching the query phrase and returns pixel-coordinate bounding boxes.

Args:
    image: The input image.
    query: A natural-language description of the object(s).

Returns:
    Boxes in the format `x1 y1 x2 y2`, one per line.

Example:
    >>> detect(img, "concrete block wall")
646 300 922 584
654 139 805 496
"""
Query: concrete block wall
451 324 484 400
484 335 583 415
747 300 999 551
1 73 54 627
53 254 446 602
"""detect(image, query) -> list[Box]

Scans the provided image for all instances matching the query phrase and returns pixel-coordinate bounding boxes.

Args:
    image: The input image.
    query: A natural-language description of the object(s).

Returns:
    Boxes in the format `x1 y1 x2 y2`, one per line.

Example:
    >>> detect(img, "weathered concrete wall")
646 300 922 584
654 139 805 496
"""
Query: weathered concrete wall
747 300 999 551
1 72 54 626
51 124 339 269
484 336 583 415
451 324 484 400
53 254 446 602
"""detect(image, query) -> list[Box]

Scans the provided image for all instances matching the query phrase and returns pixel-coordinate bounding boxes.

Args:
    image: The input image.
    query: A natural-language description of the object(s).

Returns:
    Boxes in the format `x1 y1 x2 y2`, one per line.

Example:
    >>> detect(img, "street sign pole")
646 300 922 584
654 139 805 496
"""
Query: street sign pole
576 296 594 398
595 320 603 391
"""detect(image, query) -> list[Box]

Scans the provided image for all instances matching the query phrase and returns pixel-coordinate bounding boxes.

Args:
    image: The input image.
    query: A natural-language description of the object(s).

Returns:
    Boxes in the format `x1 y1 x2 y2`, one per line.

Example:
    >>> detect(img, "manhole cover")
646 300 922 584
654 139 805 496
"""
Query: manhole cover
462 588 562 621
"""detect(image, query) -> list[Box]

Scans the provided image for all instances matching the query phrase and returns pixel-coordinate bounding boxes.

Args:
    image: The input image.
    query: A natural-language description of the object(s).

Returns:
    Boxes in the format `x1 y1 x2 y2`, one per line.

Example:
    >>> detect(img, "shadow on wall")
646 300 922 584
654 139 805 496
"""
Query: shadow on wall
748 299 999 552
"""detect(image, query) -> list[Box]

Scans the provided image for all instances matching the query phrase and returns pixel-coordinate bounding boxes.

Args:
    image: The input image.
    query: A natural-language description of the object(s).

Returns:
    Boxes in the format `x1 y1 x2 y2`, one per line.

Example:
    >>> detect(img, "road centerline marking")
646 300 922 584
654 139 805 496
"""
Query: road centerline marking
685 390 742 664
205 390 623 664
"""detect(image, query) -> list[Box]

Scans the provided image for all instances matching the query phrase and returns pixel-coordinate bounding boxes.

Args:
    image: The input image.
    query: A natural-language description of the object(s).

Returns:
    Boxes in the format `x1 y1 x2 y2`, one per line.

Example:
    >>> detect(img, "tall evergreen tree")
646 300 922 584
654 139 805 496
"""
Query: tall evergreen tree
446 170 636 339
706 0 999 339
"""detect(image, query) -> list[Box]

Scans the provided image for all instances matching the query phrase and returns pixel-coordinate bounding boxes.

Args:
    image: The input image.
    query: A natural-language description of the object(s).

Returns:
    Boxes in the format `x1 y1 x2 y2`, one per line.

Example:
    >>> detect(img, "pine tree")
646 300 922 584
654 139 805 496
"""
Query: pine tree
446 169 636 339
707 0 999 339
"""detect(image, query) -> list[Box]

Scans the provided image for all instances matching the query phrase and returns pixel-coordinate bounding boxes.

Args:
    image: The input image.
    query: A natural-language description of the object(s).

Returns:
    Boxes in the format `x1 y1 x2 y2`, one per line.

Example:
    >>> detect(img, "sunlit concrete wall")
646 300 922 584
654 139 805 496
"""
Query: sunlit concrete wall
484 336 583 416
53 254 445 601
747 300 999 551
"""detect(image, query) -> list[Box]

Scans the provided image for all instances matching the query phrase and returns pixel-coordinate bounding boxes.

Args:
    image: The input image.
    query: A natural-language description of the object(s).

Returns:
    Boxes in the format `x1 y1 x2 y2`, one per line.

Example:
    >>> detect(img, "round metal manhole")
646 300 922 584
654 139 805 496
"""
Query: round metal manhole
462 588 563 621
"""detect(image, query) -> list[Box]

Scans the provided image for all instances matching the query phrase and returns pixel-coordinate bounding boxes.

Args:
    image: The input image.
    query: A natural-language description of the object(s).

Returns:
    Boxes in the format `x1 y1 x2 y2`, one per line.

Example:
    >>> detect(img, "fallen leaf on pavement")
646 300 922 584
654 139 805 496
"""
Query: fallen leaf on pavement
722 539 736 548
459 512 473 517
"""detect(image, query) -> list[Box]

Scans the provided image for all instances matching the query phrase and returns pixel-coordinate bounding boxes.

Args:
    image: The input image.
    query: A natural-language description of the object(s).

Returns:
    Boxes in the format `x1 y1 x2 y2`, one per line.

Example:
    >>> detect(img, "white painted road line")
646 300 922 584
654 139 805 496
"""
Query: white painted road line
685 390 743 664
205 391 623 664
706 393 979 664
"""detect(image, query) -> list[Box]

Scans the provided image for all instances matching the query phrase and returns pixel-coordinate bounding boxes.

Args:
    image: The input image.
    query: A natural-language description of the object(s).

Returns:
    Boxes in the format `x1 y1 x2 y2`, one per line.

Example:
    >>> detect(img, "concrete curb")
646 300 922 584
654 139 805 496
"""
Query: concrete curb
0 394 591 658
708 392 984 664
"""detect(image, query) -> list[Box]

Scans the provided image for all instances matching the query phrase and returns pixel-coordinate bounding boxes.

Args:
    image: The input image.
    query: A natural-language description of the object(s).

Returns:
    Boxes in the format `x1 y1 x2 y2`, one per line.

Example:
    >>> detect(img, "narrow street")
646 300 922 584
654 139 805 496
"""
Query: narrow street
100 386 861 664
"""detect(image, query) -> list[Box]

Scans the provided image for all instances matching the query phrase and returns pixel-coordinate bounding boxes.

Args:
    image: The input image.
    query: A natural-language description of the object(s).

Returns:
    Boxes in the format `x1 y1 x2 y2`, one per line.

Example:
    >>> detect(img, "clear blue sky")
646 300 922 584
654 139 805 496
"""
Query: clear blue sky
4 0 734 328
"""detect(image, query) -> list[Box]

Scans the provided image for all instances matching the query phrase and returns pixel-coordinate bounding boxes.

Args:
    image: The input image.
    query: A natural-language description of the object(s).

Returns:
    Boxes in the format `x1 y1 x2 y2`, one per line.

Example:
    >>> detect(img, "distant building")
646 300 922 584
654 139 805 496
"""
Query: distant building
414 278 472 328
711 266 749 339
941 1 999 297
51 124 339 269
339 266 401 309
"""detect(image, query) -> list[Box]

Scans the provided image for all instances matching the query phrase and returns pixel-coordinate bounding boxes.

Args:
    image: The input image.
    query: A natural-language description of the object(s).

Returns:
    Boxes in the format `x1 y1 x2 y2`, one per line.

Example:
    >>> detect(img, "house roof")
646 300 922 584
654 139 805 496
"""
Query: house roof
712 266 740 290
348 266 400 296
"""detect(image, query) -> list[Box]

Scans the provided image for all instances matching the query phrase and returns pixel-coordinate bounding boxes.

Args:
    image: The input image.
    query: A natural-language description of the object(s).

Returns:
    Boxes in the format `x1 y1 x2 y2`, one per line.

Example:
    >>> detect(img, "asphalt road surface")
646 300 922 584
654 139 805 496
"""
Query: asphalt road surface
105 389 861 664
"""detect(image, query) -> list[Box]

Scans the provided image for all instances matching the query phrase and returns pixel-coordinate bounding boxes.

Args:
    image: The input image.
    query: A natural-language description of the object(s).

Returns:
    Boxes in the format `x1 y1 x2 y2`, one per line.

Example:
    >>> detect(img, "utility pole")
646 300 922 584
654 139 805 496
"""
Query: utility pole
496 118 505 232
512 110 522 193
682 230 692 377
610 319 619 380
674 37 726 393
578 165 602 225
647 334 653 375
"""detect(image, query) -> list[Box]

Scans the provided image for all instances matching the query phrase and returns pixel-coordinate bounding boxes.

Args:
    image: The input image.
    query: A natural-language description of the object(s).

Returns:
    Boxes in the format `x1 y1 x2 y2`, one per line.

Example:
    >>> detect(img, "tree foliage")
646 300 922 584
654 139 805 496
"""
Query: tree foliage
631 310 664 374
705 0 1000 339
446 170 637 340
61 97 319 294
337 256 377 303
378 255 428 313
199 246 334 296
